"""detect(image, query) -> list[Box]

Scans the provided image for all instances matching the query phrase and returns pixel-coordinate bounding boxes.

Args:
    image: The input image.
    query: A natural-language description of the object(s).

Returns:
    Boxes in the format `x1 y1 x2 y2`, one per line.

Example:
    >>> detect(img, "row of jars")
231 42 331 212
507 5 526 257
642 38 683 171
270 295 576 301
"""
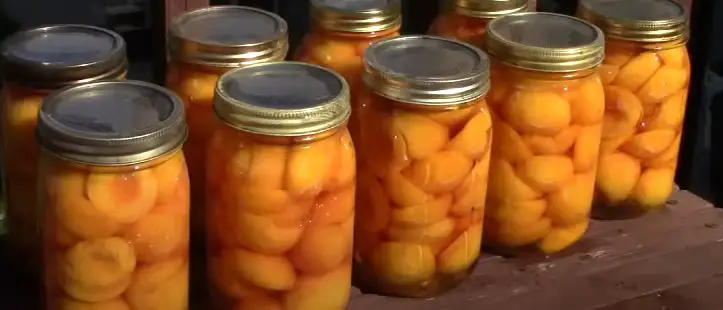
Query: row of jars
0 0 690 309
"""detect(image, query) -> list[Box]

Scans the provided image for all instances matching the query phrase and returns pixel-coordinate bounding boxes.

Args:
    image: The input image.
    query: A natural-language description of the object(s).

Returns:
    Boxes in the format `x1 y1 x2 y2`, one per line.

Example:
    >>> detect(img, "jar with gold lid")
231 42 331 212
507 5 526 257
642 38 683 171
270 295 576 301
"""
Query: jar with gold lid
206 62 354 310
165 5 289 238
294 0 401 93
482 13 605 255
37 81 190 310
354 35 491 297
428 0 529 47
0 24 127 272
577 0 690 219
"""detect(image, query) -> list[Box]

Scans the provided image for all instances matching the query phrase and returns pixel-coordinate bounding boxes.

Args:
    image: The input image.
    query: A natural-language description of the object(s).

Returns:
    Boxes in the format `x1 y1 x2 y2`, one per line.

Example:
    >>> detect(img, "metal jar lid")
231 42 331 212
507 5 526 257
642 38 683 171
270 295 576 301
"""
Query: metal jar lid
0 25 127 89
577 0 688 43
213 62 351 137
442 0 529 19
37 80 188 166
310 0 402 33
484 12 605 73
363 35 490 106
168 5 289 67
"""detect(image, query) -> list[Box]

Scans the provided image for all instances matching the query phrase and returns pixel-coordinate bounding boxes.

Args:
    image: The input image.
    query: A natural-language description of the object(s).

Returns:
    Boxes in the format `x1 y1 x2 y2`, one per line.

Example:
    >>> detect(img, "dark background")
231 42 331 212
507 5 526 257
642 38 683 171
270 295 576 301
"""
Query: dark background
0 0 720 204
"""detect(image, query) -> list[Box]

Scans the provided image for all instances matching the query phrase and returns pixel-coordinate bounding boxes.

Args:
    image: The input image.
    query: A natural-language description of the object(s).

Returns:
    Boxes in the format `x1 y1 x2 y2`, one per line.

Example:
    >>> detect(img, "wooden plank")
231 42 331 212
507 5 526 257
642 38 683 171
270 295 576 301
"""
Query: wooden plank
349 190 723 310
594 274 723 310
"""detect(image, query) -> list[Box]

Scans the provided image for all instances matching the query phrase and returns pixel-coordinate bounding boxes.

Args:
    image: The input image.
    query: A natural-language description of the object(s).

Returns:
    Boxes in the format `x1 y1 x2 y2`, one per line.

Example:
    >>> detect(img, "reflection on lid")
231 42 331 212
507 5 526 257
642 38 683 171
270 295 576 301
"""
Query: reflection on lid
584 0 683 21
370 37 481 78
316 0 390 11
178 7 284 46
222 65 342 110
2 25 119 66
490 13 597 48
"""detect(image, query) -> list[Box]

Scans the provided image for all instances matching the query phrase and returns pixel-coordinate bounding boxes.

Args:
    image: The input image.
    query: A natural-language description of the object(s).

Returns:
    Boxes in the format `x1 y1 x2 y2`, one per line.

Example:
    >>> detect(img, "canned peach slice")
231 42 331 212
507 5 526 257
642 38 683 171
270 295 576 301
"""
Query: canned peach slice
489 217 551 247
569 77 605 125
289 220 353 274
598 64 619 85
392 112 450 160
621 129 676 160
60 237 137 288
225 248 297 291
124 257 184 301
237 295 283 310
152 179 189 215
505 90 571 135
630 168 676 209
596 152 641 203
151 154 185 203
61 274 132 303
404 150 473 193
605 45 636 66
427 104 478 128
370 242 435 286
488 158 542 200
523 125 580 155
599 128 635 154
86 169 157 223
308 38 359 74
613 52 661 91
310 185 355 225
451 155 490 216
517 155 575 193
122 213 187 263
247 144 288 189
391 194 452 227
286 138 337 197
572 125 603 172
53 171 123 239
491 116 533 163
537 221 588 254
232 211 303 255
326 131 356 190
125 261 188 310
547 172 595 225
357 176 391 232
6 94 42 137
602 86 643 139
643 133 682 168
58 297 130 310
437 223 482 275
283 264 352 310
178 70 217 104
225 186 290 214
491 199 546 226
657 47 687 69
387 217 455 245
384 171 432 207
644 89 688 131
210 255 269 298
636 66 689 105
447 110 492 159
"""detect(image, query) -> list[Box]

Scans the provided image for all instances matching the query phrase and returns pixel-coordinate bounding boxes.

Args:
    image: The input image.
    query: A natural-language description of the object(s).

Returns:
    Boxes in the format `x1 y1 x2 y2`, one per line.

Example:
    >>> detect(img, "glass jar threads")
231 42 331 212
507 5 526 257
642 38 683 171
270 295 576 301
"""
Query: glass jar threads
482 13 605 254
166 5 289 236
294 0 401 90
428 0 529 47
354 35 492 297
37 81 189 309
578 0 690 219
0 24 127 270
206 62 354 310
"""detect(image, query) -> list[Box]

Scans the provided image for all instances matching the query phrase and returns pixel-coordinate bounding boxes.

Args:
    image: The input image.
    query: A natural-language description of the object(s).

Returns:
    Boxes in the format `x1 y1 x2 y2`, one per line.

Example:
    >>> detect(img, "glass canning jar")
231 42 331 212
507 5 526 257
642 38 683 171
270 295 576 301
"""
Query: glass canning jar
481 13 605 255
166 5 289 238
578 0 690 219
0 25 127 272
206 62 354 310
37 81 189 310
354 36 492 297
294 0 401 94
428 0 529 47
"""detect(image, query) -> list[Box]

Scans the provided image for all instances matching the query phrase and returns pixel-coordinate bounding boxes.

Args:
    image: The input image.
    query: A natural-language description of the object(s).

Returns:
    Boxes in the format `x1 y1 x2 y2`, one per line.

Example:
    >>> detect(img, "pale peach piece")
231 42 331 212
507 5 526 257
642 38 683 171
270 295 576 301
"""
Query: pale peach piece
523 126 579 155
636 66 689 105
289 221 352 274
490 217 551 247
657 47 688 69
209 255 268 298
247 144 288 189
60 237 137 288
602 86 644 139
357 175 391 232
223 248 297 291
122 213 187 263
58 297 130 310
487 158 542 201
326 130 356 189
232 210 304 255
437 223 482 274
643 133 681 168
383 171 432 207
226 145 252 180
491 199 547 225
86 169 157 224
613 52 661 91
568 75 605 125
307 37 360 75
630 167 676 209
644 90 687 131
621 129 676 160
404 150 473 193
599 128 635 155
176 70 217 104
537 221 588 254
387 217 455 245
505 90 571 135
596 152 641 203
125 260 188 310
447 110 492 159
392 112 450 160
310 185 355 225
151 152 185 203
491 114 533 163
573 125 602 172
286 137 337 197
390 194 453 227
283 264 352 310
62 276 132 303
370 242 435 286
236 295 283 310
517 155 575 193
225 186 291 214
605 44 636 66
598 64 619 85
451 153 490 216
547 173 595 225
427 104 477 128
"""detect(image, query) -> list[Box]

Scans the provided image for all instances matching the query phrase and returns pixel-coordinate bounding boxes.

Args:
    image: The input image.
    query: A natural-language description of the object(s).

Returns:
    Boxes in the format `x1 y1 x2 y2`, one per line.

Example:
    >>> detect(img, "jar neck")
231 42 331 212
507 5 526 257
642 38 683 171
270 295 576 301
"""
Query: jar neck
218 121 348 145
606 37 688 51
310 24 400 40
492 61 598 81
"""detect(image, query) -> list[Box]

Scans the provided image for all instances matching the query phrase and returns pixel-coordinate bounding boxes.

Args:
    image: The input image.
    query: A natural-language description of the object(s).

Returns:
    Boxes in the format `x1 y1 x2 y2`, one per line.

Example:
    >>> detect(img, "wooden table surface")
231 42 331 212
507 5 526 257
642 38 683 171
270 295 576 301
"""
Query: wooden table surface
1 190 722 309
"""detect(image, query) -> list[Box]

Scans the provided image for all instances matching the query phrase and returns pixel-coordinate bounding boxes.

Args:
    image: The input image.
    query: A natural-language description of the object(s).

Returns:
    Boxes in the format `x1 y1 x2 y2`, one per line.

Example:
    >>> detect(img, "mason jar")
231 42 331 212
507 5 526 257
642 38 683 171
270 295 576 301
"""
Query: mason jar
428 0 529 47
37 81 189 310
353 36 492 297
482 13 605 255
166 5 289 238
0 25 127 272
577 0 690 219
206 62 354 310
